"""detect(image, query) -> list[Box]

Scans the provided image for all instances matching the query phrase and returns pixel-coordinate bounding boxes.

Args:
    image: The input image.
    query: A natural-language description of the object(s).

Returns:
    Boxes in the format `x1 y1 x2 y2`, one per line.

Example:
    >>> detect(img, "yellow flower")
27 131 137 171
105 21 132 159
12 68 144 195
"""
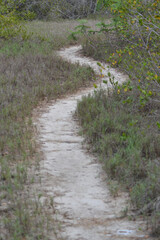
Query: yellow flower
112 61 117 66
124 87 128 92
117 89 120 94
154 15 160 20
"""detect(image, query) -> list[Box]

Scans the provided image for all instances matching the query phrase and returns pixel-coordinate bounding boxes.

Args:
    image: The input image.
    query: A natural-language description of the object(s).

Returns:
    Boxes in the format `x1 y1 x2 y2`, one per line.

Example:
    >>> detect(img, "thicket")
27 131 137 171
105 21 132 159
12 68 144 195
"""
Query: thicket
0 0 22 39
0 0 98 22
75 0 160 236
83 0 160 101
52 0 97 19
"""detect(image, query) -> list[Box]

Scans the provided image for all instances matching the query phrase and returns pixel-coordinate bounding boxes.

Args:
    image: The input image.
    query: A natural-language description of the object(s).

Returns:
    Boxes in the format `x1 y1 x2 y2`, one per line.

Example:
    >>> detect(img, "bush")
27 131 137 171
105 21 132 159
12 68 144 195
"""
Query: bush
0 0 33 39
82 0 160 106
52 0 97 19
11 0 53 19
0 1 21 39
3 0 98 20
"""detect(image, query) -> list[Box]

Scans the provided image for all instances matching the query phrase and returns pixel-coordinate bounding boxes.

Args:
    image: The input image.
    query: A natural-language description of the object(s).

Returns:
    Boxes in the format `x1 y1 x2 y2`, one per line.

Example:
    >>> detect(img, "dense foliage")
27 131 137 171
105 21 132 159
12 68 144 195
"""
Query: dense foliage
107 0 159 104
91 0 160 106
0 0 98 22
0 0 21 38
0 0 35 39
52 0 97 19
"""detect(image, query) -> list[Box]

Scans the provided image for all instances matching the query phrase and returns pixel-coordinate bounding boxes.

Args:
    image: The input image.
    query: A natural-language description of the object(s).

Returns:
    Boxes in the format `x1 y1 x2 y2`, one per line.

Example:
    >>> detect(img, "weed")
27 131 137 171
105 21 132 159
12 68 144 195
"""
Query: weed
108 180 119 197
120 206 129 218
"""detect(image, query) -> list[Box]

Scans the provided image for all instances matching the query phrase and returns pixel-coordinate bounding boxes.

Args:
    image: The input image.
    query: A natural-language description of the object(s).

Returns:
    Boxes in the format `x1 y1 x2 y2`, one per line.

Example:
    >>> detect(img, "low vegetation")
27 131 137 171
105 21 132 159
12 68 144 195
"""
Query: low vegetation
1 0 159 238
77 88 160 235
0 17 95 239
75 0 160 237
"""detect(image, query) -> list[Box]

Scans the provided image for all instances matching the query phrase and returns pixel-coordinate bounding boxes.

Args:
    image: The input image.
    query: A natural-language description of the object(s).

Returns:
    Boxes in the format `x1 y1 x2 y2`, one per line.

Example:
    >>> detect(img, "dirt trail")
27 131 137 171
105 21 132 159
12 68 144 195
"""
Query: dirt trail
36 46 152 240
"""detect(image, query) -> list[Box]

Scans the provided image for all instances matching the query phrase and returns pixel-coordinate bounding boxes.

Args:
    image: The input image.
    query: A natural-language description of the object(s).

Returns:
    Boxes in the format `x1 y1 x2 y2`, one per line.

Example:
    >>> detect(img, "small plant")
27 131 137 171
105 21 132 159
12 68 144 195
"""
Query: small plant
108 180 119 197
120 206 129 218
69 20 91 40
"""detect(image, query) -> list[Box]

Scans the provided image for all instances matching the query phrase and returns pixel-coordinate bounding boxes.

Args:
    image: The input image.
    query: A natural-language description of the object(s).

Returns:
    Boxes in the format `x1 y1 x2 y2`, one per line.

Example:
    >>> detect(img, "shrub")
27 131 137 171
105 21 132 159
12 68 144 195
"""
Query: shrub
52 0 97 19
82 0 160 106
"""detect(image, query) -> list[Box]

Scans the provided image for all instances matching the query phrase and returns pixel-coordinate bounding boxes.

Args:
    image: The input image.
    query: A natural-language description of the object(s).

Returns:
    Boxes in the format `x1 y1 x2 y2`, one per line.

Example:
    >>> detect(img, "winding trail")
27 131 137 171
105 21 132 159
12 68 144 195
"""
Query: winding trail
36 46 151 240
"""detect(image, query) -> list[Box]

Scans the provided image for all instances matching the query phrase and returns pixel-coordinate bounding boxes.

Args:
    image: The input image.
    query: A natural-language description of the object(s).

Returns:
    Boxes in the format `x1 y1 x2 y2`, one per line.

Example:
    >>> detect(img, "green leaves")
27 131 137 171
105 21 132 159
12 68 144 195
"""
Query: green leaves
97 0 121 11
75 23 91 34
93 83 98 88
157 122 160 129
138 18 143 26
69 20 91 40
97 0 160 107
96 0 110 11
154 15 160 20
0 0 29 39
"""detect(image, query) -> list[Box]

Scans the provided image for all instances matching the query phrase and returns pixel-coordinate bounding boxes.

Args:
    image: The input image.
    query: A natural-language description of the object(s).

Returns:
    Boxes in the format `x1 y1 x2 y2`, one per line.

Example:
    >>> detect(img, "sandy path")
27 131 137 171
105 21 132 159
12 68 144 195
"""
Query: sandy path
36 46 151 240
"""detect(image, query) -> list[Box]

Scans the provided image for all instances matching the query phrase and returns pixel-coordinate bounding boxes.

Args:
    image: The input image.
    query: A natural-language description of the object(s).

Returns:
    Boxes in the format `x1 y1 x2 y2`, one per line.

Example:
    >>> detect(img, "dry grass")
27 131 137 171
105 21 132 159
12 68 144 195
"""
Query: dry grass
25 19 103 50
0 19 95 240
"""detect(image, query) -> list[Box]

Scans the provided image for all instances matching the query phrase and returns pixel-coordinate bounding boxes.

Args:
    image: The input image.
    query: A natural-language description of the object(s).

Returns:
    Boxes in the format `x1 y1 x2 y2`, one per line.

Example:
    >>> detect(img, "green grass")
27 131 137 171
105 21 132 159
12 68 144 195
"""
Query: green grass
0 20 95 240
